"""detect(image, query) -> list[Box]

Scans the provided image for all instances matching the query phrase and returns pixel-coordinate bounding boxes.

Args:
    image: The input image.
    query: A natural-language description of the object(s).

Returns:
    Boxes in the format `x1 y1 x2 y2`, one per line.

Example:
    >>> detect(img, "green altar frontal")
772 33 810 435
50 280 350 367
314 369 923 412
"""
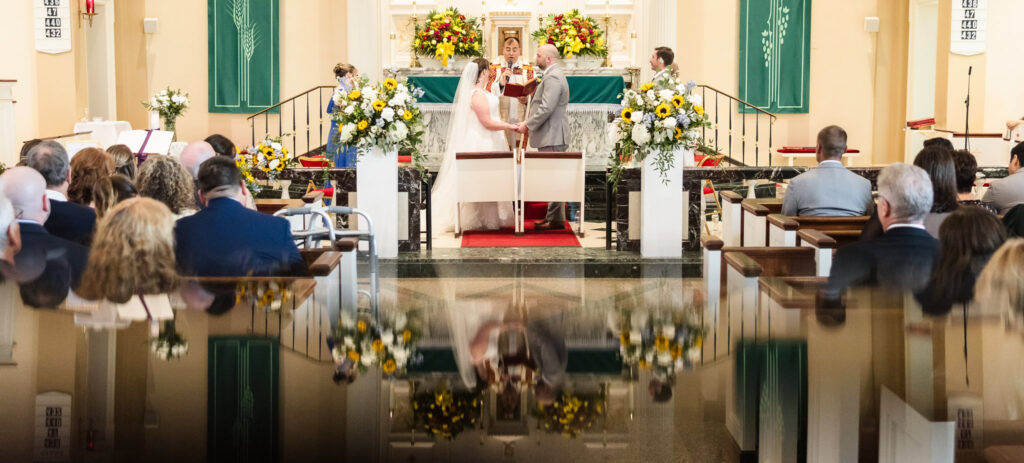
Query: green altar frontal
407 75 625 105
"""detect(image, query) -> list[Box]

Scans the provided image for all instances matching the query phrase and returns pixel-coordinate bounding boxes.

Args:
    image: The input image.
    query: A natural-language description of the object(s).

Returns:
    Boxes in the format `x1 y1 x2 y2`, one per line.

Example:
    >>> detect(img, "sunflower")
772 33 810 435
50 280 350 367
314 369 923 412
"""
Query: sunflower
672 95 685 108
620 107 634 122
675 127 683 139
372 100 386 112
348 89 361 100
258 289 273 306
671 344 683 360
694 105 705 116
357 120 369 131
357 320 367 332
383 78 398 91
655 335 669 351
347 350 360 362
372 339 384 352
655 103 672 119
640 83 654 92
382 359 397 374
619 331 629 345
402 110 413 121
275 159 286 172
402 330 412 342
638 360 651 369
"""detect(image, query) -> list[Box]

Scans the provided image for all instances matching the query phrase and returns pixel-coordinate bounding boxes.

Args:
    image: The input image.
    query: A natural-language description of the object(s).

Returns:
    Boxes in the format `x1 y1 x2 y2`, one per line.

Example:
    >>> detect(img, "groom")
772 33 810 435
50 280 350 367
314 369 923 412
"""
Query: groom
514 44 570 231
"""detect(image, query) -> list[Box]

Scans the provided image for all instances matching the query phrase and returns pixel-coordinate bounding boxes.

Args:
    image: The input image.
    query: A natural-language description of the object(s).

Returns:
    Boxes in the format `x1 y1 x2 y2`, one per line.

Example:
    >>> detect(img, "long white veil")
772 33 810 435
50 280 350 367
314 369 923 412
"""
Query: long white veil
430 62 479 235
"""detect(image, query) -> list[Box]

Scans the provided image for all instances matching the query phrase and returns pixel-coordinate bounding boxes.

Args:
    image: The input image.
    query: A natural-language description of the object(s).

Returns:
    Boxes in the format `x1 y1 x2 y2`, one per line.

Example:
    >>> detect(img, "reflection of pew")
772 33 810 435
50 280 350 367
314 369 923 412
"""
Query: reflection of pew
767 214 869 247
455 151 518 235
521 151 585 236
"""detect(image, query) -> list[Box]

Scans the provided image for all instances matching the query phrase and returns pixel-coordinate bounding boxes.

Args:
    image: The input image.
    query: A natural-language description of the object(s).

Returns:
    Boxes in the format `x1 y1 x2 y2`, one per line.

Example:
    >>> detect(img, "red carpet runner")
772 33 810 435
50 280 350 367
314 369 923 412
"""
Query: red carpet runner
460 202 581 248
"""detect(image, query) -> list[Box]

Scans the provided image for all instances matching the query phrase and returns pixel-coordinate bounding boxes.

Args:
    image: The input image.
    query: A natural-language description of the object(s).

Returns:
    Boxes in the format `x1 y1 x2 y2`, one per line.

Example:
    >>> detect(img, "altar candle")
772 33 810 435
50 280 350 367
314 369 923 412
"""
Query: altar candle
411 0 416 17
630 30 637 66
605 0 610 17
86 0 95 14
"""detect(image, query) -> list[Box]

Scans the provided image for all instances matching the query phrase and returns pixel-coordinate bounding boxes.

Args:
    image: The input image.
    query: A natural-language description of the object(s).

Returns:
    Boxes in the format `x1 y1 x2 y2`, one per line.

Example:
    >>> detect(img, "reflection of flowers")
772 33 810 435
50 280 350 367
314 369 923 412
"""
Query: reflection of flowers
330 310 422 379
234 280 292 311
412 383 481 440
150 317 188 361
534 391 604 438
616 308 704 380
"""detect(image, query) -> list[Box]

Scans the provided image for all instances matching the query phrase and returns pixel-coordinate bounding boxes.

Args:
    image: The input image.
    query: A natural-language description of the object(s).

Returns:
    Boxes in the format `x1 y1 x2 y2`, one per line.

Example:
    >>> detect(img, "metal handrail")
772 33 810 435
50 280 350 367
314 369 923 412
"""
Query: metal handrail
697 84 778 120
245 85 335 120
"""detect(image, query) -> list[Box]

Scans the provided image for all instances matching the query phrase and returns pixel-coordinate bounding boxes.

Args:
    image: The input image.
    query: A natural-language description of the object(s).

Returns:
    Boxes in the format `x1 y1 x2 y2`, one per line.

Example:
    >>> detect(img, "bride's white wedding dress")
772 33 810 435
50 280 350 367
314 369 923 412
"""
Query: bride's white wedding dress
431 63 515 235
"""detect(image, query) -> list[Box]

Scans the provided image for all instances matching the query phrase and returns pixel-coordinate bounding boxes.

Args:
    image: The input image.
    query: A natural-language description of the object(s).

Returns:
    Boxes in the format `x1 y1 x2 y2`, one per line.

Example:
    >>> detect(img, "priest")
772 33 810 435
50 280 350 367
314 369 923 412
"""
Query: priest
487 36 535 149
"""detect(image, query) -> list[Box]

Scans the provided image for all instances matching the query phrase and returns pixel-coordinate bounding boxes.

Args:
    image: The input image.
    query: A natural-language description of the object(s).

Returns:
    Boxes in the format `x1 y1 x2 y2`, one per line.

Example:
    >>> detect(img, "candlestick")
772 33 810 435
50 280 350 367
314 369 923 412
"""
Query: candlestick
630 30 637 67
411 0 416 17
605 0 610 18
410 14 421 68
602 14 611 67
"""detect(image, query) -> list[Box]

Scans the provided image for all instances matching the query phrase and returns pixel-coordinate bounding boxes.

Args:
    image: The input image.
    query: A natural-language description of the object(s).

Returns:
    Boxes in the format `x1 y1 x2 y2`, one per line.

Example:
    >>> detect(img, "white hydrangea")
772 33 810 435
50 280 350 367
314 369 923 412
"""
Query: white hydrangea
390 121 408 142
339 124 356 143
393 346 409 365
631 123 651 146
661 325 676 338
689 93 703 107
658 90 674 101
661 119 676 130
629 329 641 345
381 330 395 347
657 351 673 365
687 346 701 363
381 107 395 122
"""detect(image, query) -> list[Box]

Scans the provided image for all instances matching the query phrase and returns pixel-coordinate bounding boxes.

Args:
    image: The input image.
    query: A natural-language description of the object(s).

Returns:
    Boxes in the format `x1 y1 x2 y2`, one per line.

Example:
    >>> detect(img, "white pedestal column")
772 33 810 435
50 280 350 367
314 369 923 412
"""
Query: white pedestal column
640 149 685 258
356 148 399 258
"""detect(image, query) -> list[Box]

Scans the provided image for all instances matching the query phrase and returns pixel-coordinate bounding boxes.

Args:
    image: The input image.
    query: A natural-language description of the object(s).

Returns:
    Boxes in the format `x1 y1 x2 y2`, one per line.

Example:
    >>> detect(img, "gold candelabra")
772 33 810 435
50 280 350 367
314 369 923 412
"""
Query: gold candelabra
602 14 612 67
409 14 421 68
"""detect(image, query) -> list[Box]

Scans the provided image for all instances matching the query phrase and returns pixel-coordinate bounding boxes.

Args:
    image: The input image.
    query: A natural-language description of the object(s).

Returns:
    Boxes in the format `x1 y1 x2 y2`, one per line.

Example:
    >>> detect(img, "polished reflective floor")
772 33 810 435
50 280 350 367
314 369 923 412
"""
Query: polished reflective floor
1 274 1022 462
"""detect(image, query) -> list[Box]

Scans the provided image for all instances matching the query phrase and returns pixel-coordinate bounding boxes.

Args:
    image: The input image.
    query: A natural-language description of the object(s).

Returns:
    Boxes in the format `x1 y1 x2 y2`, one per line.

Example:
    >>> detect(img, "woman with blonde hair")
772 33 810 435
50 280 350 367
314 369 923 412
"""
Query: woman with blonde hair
78 197 179 304
975 239 1024 319
106 144 137 179
93 174 138 219
136 155 197 217
68 147 114 206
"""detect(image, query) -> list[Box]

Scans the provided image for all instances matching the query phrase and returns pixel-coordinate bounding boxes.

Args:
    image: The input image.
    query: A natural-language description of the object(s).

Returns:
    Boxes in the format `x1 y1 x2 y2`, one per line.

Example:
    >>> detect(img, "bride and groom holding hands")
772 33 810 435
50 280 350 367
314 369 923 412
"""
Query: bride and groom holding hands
432 42 570 235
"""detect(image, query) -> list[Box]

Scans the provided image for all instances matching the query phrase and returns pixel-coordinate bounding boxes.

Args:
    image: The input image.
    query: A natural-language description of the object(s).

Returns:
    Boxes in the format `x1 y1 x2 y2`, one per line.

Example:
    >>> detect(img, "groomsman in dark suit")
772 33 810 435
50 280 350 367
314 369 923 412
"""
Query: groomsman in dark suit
24 140 96 246
174 156 307 277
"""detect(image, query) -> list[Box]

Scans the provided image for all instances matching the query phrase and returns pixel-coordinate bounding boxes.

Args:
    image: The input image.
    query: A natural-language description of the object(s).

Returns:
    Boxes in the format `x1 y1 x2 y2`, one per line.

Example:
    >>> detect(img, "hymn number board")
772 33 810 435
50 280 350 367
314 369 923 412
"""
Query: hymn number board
34 0 72 54
951 0 986 56
34 392 72 461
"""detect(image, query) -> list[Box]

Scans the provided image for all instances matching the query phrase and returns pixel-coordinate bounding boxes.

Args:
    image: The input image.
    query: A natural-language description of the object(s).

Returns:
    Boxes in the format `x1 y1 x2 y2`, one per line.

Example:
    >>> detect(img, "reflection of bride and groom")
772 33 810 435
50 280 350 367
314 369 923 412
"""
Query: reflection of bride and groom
431 43 570 235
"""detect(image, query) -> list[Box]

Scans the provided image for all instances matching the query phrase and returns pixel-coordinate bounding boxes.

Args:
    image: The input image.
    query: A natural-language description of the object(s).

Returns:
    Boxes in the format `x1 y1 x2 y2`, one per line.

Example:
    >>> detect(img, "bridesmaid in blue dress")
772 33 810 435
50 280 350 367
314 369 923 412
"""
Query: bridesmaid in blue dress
327 63 359 167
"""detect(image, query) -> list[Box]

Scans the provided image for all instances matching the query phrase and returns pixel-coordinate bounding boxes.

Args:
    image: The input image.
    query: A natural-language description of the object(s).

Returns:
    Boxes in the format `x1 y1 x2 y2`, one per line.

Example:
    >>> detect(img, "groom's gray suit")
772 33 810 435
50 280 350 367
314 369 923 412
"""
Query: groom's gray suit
525 62 571 223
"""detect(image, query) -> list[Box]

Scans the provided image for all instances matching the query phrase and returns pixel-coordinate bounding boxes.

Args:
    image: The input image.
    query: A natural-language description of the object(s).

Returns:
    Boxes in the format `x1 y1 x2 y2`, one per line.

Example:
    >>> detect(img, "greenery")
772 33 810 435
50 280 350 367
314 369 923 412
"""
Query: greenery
532 9 607 58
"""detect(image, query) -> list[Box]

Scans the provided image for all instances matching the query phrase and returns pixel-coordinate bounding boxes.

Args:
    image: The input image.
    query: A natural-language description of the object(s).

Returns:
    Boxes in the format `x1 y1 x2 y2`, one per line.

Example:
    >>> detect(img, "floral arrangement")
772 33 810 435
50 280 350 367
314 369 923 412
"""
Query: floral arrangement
331 310 422 378
412 383 482 440
234 134 294 197
531 10 607 58
413 8 483 66
330 76 425 165
150 317 188 361
607 77 710 188
235 280 293 311
534 391 604 438
616 309 704 379
142 87 190 130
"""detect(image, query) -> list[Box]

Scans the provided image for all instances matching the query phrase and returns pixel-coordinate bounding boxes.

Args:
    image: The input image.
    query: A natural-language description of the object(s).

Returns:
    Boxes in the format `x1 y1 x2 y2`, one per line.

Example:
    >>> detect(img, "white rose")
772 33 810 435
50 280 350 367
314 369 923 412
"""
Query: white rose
661 119 676 130
632 111 644 121
689 93 703 107
343 336 354 347
344 105 355 115
687 346 701 363
339 124 356 143
646 90 656 100
658 351 673 365
271 142 282 151
629 329 641 345
391 121 408 140
631 123 651 146
662 325 676 338
360 353 373 366
381 107 395 122
658 90 674 101
381 330 395 346
393 347 409 365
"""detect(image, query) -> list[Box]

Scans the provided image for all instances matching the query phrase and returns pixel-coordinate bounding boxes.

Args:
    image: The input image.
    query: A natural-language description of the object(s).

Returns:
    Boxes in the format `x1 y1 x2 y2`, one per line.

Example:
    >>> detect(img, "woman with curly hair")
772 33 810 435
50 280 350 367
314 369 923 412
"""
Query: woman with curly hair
78 197 179 304
106 144 138 179
68 147 114 206
136 155 197 217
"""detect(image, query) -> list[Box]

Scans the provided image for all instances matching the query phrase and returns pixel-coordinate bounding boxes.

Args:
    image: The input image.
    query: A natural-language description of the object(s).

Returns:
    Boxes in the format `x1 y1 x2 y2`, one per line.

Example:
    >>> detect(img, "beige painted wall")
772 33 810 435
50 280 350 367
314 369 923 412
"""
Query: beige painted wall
0 300 40 462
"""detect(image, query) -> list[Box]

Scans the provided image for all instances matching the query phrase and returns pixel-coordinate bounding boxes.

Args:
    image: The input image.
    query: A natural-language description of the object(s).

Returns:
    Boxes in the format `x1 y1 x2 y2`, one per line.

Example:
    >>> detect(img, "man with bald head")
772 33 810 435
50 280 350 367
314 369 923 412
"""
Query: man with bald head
0 167 88 289
179 141 217 209
514 43 571 230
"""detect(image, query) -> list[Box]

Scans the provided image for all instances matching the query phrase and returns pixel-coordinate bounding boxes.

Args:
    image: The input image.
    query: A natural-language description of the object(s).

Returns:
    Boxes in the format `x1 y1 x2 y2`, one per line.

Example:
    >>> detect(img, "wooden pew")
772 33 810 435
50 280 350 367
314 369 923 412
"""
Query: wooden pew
767 214 869 247
741 198 783 246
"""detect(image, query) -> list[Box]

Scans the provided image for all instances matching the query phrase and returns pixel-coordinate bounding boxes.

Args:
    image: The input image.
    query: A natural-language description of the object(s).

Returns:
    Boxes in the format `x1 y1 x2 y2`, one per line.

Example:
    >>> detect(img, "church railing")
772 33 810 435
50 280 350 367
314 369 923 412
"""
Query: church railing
246 85 336 157
696 84 777 167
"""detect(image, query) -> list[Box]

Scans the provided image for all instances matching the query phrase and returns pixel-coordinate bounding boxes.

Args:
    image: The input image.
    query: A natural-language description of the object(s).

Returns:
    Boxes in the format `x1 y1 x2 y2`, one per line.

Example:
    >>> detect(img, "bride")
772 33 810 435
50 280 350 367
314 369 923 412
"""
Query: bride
431 58 518 235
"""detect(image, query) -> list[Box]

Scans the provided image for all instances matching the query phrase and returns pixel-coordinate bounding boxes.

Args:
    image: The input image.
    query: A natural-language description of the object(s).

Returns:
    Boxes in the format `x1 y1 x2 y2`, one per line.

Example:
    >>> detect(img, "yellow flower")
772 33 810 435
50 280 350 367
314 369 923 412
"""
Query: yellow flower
671 344 683 360
640 83 654 92
357 320 367 332
694 105 705 116
372 339 384 352
348 89 361 100
382 359 397 374
347 350 360 362
357 120 368 131
383 78 398 91
372 100 386 112
672 95 685 108
638 360 651 370
402 110 413 121
403 330 412 342
655 103 672 119
655 335 669 351
675 127 683 139
259 290 273 306
619 331 629 345
620 108 633 122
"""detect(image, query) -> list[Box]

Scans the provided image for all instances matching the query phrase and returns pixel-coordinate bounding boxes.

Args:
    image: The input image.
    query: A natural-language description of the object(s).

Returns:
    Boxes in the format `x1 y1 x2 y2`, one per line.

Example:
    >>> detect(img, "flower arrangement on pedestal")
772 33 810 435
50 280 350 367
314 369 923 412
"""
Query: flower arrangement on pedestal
532 10 607 58
413 7 483 67
534 391 604 438
616 308 704 379
412 382 482 440
142 87 190 138
331 310 422 378
330 76 425 166
150 317 188 361
607 77 710 189
234 134 294 198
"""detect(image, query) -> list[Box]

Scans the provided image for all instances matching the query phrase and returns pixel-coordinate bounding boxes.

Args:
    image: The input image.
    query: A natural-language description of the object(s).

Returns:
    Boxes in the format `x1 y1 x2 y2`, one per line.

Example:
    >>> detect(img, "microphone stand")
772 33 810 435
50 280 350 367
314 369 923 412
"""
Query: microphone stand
964 66 972 151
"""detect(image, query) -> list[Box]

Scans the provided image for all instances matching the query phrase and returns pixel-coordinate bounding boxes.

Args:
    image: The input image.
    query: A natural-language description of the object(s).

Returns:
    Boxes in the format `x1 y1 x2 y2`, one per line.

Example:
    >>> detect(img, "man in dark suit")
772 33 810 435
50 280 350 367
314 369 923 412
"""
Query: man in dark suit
0 167 89 302
25 140 96 246
827 163 940 294
174 156 307 277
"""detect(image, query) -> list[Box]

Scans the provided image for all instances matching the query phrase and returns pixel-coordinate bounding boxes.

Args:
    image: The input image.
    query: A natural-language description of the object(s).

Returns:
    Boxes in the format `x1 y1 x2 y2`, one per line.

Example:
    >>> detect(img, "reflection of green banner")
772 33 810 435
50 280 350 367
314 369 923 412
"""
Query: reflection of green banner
208 0 279 113
739 0 811 113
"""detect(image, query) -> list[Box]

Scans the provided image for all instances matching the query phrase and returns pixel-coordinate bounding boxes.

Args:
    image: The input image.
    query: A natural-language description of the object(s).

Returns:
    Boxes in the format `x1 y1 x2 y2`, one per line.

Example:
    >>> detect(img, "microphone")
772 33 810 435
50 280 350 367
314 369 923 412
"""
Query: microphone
968 66 973 76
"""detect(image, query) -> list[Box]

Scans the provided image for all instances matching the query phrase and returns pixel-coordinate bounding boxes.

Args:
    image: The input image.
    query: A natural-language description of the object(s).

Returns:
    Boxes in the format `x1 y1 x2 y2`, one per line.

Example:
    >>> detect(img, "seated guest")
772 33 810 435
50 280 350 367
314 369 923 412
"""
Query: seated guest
915 206 1006 315
828 163 939 294
0 192 21 273
68 147 114 207
174 156 307 277
781 125 872 217
861 146 960 239
93 174 138 219
975 238 1024 318
179 141 216 181
136 156 197 218
204 134 237 158
923 137 955 152
78 198 179 304
19 139 42 164
951 149 995 212
982 141 1024 214
0 167 88 290
106 144 137 179
24 140 96 245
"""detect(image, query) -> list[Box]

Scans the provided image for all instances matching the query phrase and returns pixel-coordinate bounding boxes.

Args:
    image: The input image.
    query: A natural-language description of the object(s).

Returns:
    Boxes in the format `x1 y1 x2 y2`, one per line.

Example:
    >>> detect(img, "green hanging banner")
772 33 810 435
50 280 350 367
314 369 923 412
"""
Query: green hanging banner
208 0 280 114
739 0 811 114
